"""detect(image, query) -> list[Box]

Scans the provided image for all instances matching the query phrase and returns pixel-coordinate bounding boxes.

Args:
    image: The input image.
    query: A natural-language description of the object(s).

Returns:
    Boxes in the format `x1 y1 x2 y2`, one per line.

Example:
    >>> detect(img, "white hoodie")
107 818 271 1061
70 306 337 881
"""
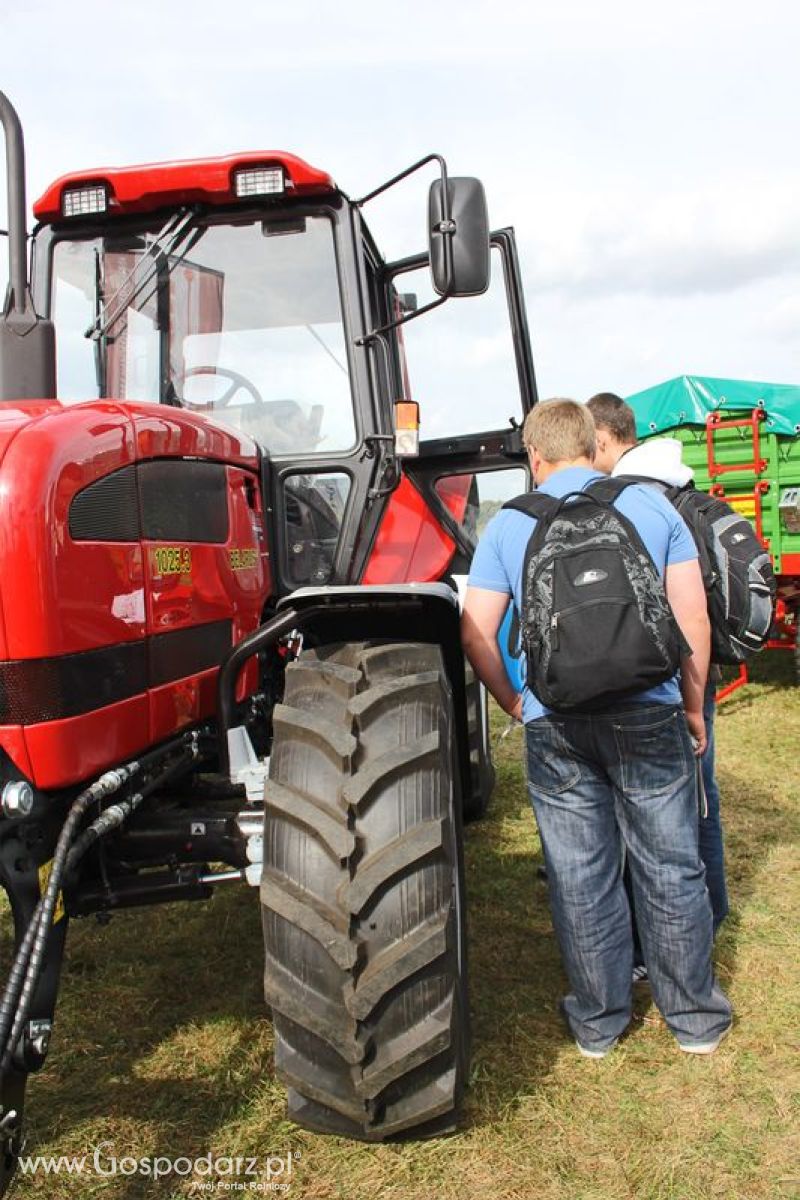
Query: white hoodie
611 437 694 488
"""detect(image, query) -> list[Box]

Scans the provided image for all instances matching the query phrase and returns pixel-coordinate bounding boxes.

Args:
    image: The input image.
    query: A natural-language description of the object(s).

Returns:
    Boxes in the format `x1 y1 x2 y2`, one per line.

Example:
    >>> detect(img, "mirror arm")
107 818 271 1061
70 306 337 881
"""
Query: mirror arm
355 289 448 348
355 152 449 208
353 152 456 332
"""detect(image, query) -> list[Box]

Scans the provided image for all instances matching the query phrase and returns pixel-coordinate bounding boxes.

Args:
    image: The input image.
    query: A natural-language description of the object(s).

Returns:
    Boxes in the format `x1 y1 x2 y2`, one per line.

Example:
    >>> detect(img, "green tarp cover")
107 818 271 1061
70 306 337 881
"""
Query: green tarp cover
625 375 800 439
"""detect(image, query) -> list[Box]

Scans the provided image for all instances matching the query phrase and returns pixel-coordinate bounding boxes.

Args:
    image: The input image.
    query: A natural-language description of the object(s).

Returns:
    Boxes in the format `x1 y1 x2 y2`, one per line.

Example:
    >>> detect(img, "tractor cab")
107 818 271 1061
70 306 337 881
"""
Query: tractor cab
30 150 536 595
35 157 355 455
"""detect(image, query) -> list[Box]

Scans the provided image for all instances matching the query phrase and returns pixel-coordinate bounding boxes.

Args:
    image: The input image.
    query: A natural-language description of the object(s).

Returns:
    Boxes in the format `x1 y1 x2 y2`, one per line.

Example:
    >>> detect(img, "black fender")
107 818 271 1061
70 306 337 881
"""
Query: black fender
216 583 471 801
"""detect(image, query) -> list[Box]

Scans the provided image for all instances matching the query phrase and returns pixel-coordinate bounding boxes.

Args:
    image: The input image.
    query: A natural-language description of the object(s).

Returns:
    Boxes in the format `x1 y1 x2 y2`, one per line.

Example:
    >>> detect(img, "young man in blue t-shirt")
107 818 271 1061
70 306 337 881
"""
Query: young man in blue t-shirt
461 398 732 1058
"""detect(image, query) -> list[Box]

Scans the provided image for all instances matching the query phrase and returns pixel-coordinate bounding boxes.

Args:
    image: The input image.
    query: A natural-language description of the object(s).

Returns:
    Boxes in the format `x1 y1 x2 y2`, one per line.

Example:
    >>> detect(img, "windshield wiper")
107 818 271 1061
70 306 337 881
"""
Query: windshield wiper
84 207 196 342
91 246 106 395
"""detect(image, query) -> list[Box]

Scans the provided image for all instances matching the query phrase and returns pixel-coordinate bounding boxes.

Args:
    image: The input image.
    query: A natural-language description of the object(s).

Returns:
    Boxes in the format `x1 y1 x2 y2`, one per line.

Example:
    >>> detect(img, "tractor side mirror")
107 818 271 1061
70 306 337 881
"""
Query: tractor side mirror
428 177 490 298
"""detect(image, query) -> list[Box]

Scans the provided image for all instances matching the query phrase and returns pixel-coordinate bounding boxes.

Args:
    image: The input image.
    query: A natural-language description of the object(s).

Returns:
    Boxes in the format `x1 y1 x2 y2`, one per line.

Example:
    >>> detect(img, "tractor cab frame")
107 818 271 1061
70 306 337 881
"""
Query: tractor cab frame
30 150 536 595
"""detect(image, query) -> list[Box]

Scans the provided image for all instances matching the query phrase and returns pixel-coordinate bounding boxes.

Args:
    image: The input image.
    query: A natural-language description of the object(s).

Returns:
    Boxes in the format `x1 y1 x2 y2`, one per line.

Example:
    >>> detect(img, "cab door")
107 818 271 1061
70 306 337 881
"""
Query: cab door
384 227 536 575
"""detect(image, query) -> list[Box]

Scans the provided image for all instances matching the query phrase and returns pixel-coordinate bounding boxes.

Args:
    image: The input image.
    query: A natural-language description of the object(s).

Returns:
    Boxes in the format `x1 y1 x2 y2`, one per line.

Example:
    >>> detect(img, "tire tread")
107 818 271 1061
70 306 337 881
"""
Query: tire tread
262 641 467 1140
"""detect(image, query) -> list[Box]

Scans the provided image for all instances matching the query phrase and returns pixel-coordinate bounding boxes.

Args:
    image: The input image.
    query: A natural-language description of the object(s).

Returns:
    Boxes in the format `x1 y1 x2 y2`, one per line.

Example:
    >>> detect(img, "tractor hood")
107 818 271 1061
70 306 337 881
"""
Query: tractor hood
0 400 62 465
0 397 269 790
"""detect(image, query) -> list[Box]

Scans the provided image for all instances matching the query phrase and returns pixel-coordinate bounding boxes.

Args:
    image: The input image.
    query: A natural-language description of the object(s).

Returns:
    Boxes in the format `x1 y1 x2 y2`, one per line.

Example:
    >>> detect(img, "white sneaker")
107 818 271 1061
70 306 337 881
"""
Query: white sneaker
576 1039 617 1059
678 1026 730 1055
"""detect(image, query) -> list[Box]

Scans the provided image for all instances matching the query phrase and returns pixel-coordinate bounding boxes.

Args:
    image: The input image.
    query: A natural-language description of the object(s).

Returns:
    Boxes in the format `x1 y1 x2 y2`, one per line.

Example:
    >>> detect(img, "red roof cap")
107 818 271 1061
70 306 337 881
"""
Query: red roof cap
33 151 336 221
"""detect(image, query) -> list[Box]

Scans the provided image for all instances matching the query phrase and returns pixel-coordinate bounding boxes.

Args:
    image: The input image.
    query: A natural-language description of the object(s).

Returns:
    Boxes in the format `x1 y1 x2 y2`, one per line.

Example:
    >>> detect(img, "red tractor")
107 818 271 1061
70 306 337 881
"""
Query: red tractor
0 92 536 1183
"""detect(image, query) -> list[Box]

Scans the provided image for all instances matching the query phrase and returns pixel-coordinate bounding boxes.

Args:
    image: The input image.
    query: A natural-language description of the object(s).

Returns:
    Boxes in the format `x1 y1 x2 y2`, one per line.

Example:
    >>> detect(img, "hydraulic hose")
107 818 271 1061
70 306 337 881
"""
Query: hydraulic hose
0 748 195 1073
0 733 201 1074
64 750 193 874
0 763 141 1065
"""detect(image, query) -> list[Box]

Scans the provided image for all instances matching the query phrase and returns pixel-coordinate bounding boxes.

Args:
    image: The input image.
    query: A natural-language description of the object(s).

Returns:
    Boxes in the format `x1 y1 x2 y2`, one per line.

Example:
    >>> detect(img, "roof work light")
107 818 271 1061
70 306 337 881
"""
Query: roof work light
61 184 108 218
233 166 285 198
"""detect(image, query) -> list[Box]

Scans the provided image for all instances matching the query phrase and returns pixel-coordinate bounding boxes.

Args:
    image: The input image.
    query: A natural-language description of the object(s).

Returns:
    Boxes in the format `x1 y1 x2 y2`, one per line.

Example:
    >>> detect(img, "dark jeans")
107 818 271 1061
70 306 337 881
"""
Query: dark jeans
526 704 732 1051
700 684 729 931
629 683 729 964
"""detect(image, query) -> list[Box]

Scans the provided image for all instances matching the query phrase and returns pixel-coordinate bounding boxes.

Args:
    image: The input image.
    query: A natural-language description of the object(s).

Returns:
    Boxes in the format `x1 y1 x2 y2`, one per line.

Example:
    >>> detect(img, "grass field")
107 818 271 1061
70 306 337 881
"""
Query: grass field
5 654 799 1199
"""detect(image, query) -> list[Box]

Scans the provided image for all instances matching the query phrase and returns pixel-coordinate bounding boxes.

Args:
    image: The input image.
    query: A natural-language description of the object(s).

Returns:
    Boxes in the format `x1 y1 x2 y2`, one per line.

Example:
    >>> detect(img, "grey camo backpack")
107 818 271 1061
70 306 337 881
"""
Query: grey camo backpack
618 478 776 664
503 477 684 712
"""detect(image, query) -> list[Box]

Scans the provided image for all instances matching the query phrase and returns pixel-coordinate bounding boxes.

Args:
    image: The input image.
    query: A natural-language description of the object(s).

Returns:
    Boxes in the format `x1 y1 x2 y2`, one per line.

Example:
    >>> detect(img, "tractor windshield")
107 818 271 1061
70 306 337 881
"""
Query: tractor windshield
50 214 355 456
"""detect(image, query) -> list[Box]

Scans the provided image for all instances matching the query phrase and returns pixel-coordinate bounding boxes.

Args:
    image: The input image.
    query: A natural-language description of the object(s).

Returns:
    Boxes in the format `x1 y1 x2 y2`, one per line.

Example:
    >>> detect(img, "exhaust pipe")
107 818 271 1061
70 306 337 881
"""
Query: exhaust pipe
0 91 55 400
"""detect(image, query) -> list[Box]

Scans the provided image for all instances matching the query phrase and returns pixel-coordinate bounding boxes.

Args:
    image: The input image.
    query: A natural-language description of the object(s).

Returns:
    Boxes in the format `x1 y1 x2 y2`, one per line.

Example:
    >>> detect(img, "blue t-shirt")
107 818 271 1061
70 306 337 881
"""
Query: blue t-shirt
468 466 698 722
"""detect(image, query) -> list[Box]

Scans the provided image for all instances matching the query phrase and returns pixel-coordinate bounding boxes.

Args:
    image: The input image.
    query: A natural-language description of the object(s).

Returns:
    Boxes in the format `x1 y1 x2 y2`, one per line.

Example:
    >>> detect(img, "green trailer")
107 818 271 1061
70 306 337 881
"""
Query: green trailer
625 374 800 687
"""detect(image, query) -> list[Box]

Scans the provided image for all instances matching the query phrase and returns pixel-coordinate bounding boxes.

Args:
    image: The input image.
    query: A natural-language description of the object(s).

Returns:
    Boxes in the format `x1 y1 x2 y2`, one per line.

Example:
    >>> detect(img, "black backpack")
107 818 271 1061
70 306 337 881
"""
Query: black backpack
618 477 776 664
503 477 684 713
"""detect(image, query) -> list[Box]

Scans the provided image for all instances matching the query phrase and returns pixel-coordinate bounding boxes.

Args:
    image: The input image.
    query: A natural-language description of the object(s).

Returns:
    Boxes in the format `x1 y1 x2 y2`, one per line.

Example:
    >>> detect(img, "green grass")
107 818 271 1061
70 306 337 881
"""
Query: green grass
4 654 800 1199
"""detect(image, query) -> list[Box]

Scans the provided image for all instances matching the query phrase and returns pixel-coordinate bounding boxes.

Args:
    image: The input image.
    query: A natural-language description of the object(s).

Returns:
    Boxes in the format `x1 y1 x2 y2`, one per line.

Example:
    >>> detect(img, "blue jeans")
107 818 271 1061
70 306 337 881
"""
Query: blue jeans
628 683 728 962
701 684 729 932
526 704 732 1051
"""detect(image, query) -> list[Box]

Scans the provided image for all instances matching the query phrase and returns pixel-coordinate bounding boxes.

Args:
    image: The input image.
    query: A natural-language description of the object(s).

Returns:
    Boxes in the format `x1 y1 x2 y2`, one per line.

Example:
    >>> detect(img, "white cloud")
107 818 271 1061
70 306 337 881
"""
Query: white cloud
465 332 514 368
753 294 800 344
2 0 800 409
510 182 800 299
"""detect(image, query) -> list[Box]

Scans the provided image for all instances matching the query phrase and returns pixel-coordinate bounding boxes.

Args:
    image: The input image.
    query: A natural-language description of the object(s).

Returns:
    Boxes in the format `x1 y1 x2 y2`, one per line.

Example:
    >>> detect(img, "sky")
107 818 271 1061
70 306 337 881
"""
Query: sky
2 0 800 422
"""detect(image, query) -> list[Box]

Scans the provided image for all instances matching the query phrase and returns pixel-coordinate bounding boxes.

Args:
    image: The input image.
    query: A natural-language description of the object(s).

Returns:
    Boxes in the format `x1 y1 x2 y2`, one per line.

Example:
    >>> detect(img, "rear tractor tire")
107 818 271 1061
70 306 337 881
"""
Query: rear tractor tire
260 642 469 1141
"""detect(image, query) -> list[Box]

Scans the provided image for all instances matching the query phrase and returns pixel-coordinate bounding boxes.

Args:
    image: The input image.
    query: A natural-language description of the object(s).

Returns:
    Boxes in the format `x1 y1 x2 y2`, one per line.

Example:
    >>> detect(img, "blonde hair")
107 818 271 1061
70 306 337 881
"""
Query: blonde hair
523 398 596 463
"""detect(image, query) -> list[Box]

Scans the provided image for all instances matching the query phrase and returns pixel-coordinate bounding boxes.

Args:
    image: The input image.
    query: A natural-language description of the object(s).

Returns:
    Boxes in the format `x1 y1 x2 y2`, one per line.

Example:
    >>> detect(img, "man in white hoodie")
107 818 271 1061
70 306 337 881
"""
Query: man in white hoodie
587 392 729 937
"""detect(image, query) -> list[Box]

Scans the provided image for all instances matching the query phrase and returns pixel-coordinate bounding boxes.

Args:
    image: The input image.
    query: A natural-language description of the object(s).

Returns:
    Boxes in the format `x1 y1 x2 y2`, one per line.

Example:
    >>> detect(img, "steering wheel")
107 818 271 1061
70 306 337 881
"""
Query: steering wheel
178 365 264 407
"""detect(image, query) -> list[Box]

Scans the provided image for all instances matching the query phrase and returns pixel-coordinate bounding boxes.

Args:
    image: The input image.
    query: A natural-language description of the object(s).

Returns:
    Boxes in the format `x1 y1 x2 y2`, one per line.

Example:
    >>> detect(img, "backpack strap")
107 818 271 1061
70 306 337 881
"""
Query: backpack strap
583 476 637 505
614 473 670 496
614 473 696 503
502 492 561 521
505 478 639 516
504 480 635 523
